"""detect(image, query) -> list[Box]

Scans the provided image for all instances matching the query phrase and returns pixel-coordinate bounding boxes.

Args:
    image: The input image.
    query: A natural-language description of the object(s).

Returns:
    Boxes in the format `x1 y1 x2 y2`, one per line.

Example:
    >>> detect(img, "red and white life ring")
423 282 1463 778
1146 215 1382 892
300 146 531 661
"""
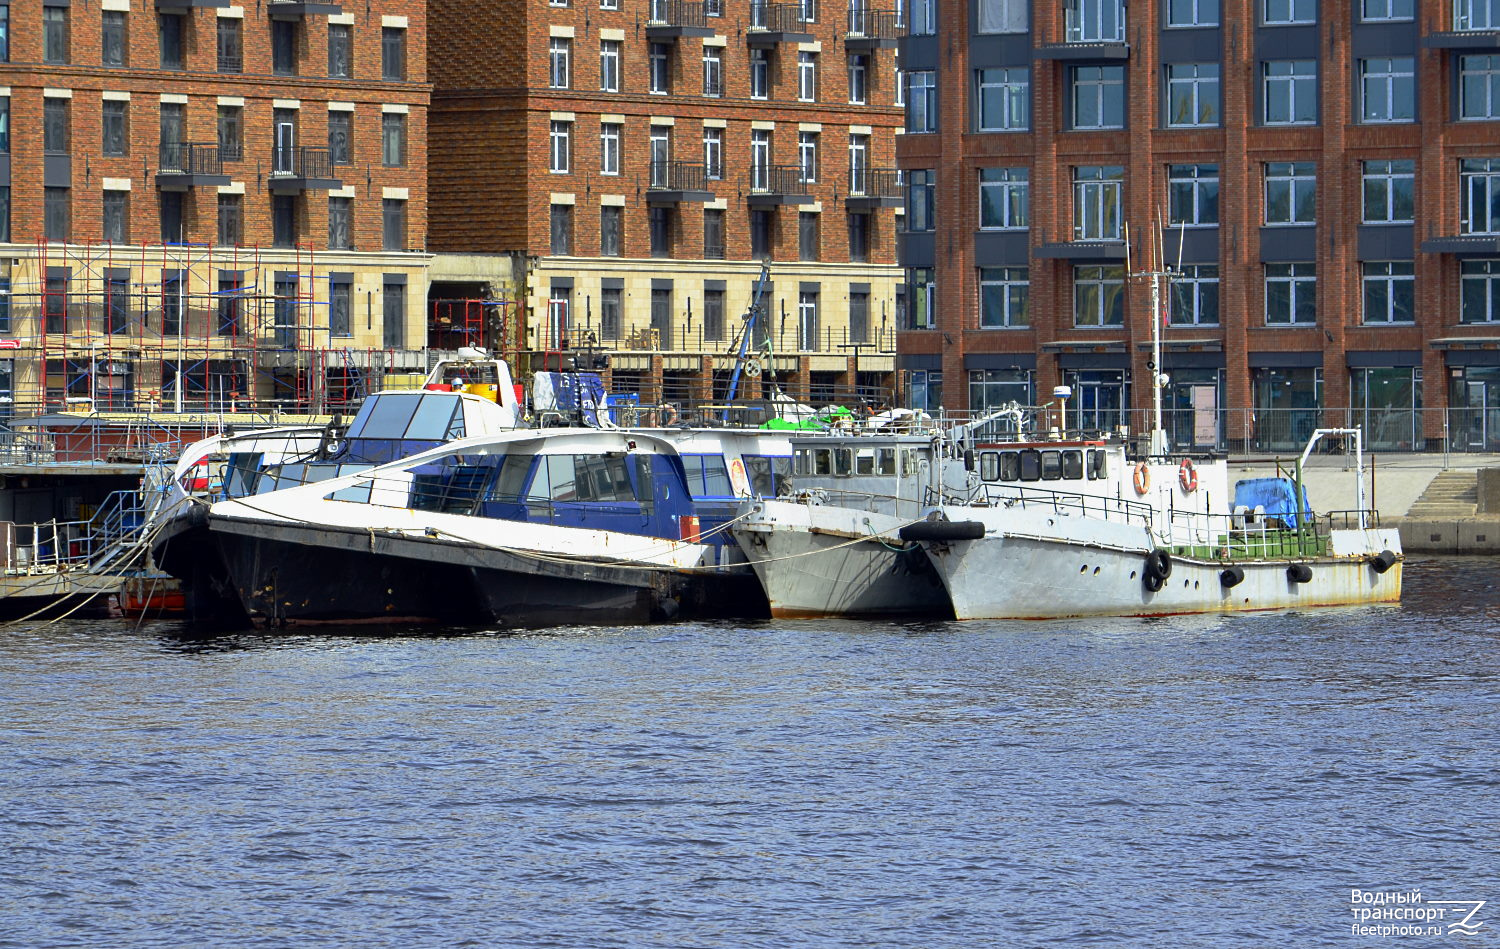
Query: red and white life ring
1179 458 1199 493
1132 462 1150 495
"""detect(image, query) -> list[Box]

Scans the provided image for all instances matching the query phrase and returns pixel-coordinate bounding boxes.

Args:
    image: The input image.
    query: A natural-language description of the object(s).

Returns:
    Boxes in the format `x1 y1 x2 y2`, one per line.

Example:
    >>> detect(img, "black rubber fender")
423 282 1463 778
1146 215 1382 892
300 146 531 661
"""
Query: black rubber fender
1145 548 1173 581
898 520 986 542
1142 567 1166 593
1219 565 1245 588
1286 562 1313 584
1370 550 1398 574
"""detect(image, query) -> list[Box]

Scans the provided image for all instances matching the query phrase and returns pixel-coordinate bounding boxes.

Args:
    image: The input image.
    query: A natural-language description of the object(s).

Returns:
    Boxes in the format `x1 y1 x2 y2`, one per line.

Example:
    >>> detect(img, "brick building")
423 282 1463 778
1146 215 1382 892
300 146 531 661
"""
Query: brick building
427 0 906 413
896 0 1500 452
0 0 430 414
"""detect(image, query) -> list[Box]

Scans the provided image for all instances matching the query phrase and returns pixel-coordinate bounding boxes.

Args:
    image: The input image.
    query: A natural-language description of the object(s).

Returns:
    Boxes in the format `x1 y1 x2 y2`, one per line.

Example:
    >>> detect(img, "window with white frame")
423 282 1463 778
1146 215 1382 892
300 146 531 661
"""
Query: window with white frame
705 0 721 15
799 0 816 23
1264 60 1317 124
601 0 618 10
600 122 620 175
549 38 570 89
1065 0 1124 42
1168 164 1219 226
1169 265 1220 325
979 167 1029 229
1462 158 1500 233
1363 261 1415 323
909 0 936 34
848 54 868 104
704 126 723 179
549 121 570 173
979 268 1029 327
600 40 620 92
799 132 818 183
1264 0 1315 24
1072 66 1125 129
1461 259 1500 322
1361 0 1412 20
650 125 670 187
1074 165 1123 240
703 47 723 96
1075 265 1125 326
750 49 770 99
976 67 1029 131
1361 57 1414 123
1166 63 1220 127
907 70 937 132
798 291 820 348
649 42 671 94
1167 0 1219 27
906 268 935 329
798 52 817 101
1265 263 1317 324
977 0 1028 33
751 130 771 190
907 169 935 231
1266 161 1316 224
1460 55 1500 119
1457 0 1500 30
849 134 869 193
1363 159 1415 223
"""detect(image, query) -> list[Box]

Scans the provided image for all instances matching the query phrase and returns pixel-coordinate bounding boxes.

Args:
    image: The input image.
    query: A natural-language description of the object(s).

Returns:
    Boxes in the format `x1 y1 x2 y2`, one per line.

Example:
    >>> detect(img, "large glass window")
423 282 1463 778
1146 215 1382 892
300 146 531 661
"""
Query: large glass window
980 168 1029 230
329 23 351 78
1072 66 1125 130
45 188 70 242
799 211 820 261
103 100 128 157
328 197 352 250
977 68 1028 131
1457 0 1500 29
1352 367 1422 451
217 17 241 72
1265 263 1317 324
1460 55 1500 119
382 113 406 167
1065 0 1124 42
905 268 935 329
103 191 129 244
382 27 406 81
1266 162 1316 224
1362 160 1415 223
218 194 242 246
1461 158 1500 234
600 287 622 340
383 280 406 349
907 169 935 232
550 204 572 256
979 268 1029 327
1168 164 1219 226
1264 0 1315 23
218 105 243 161
1461 260 1500 323
909 0 936 34
1361 57 1415 123
44 99 69 153
907 71 937 132
703 207 724 259
159 13 183 69
44 6 68 64
1169 265 1219 325
330 277 352 337
1361 0 1412 20
601 205 622 257
977 0 1028 32
1264 60 1317 124
383 199 406 251
1362 261 1415 323
751 130 771 190
272 19 298 75
1074 265 1125 326
1166 63 1220 127
329 111 352 165
102 11 127 67
1073 166 1123 240
1168 0 1219 26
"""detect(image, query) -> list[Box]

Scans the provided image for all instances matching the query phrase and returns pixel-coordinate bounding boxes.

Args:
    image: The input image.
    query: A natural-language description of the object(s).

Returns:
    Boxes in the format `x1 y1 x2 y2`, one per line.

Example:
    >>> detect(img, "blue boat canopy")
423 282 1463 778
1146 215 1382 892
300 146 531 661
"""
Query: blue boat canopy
1233 477 1312 528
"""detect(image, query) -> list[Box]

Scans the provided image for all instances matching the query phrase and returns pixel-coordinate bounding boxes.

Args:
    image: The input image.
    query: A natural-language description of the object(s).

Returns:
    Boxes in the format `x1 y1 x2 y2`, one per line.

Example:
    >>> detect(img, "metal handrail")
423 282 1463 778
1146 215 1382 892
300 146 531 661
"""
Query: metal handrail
648 0 710 27
845 7 901 37
848 166 901 198
160 142 225 176
750 164 812 195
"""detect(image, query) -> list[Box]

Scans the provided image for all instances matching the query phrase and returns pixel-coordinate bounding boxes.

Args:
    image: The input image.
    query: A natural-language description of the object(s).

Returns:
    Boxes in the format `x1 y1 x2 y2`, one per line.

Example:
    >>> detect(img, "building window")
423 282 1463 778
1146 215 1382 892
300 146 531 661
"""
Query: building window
703 47 723 97
976 67 1029 131
1072 66 1125 130
600 287 622 340
103 100 128 157
328 111 352 165
1074 165 1123 240
704 288 725 341
849 54 868 104
751 208 774 258
894 64 905 106
1460 55 1500 119
650 43 672 94
1074 265 1125 326
272 193 298 248
798 291 820 351
1362 0 1412 20
799 0 816 23
1264 60 1317 124
272 20 297 75
218 194 242 246
160 270 183 336
550 203 573 255
1464 158 1500 234
215 18 243 73
906 268 935 329
103 191 129 244
848 133 869 193
1457 0 1500 29
159 13 183 69
1169 265 1219 325
705 0 722 16
600 123 620 175
1361 57 1415 123
383 199 407 251
798 132 818 183
329 197 352 250
907 71 937 132
799 212 819 261
330 277 352 336
218 272 242 336
1166 63 1220 127
1266 161 1316 224
977 0 1028 32
1363 261 1415 323
601 40 621 92
751 130 771 190
102 11 127 67
847 289 870 344
704 208 725 259
848 212 870 262
979 167 1029 230
329 23 351 78
1265 0 1315 23
160 191 184 243
979 267 1029 328
1461 260 1500 323
910 0 936 34
750 49 770 99
44 7 68 64
1065 0 1124 42
550 121 571 173
160 102 184 168
1168 0 1219 27
383 280 406 348
550 38 571 89
104 271 130 336
1362 160 1414 223
45 188 70 242
649 206 674 257
0 187 8 243
907 169 935 232
44 99 69 153
650 125 670 187
382 27 406 81
547 286 569 349
601 205 622 256
45 270 69 333
798 52 817 101
650 287 673 348
1266 263 1316 324
218 106 243 162
703 127 723 179
0 98 6 153
382 113 406 167
1168 164 1219 226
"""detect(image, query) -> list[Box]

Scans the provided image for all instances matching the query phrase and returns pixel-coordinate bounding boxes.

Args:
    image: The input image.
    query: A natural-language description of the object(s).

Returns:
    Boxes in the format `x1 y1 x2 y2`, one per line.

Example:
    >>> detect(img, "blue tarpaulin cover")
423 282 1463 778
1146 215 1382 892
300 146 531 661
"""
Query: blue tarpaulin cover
1233 477 1312 528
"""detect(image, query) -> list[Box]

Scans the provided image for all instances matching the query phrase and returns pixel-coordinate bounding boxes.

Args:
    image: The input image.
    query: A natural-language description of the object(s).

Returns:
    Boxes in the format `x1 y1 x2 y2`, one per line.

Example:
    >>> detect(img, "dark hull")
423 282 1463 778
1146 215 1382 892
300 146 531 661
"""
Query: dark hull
150 505 251 626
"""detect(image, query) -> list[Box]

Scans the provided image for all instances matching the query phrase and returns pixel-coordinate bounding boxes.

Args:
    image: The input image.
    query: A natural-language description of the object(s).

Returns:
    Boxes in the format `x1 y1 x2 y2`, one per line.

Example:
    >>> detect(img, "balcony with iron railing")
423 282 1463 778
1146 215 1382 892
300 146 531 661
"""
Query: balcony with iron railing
846 167 902 209
157 142 230 189
747 2 815 44
1424 0 1500 47
845 7 902 48
268 146 342 192
646 0 715 38
647 160 717 204
748 164 814 205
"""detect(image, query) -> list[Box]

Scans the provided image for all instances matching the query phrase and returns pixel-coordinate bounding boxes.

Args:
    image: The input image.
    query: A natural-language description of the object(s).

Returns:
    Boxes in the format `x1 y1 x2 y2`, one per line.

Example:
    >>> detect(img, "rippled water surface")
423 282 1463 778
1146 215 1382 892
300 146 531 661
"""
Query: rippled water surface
2 558 1497 947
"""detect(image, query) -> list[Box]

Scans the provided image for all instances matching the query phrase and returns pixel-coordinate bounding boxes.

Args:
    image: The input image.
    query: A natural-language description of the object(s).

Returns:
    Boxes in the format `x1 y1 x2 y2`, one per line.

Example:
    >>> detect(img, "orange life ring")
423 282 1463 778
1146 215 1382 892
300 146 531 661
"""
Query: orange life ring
1179 458 1199 493
1132 462 1150 495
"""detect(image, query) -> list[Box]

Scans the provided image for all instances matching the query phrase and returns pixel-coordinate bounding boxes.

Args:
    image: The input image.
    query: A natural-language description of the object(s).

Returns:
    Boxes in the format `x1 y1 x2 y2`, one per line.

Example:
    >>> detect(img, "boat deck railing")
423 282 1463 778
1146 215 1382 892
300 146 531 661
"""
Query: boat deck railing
946 481 1157 529
777 486 926 519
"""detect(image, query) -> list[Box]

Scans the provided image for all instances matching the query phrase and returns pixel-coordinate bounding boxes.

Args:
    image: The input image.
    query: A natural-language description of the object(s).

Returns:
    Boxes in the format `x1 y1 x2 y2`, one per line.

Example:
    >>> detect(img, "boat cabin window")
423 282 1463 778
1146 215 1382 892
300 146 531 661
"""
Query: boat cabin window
525 453 642 503
346 392 465 440
812 448 833 476
224 452 264 497
1061 450 1084 480
834 448 854 476
979 451 999 482
1018 449 1042 481
1040 451 1063 481
878 448 897 476
681 454 733 497
1088 449 1108 480
900 448 921 477
744 454 792 495
411 463 492 513
855 448 876 476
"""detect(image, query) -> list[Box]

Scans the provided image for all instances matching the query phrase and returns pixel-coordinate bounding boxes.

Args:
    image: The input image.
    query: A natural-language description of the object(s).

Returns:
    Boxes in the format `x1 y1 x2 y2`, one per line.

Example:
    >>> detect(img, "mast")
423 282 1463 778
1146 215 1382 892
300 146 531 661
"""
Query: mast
1127 222 1173 459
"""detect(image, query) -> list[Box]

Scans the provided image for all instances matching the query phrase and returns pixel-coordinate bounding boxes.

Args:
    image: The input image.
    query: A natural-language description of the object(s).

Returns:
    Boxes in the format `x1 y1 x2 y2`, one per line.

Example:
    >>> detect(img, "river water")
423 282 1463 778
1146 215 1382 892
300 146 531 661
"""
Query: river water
2 557 1496 948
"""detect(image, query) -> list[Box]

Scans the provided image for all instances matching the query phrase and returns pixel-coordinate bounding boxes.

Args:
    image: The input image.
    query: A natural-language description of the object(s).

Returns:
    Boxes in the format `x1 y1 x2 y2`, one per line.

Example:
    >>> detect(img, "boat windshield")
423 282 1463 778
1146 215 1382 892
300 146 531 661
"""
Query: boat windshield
346 393 466 441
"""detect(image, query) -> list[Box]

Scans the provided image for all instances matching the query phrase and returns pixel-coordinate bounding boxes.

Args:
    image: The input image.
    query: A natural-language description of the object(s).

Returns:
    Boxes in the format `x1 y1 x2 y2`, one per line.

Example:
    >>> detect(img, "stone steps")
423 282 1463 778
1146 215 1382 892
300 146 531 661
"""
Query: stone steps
1406 470 1478 518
